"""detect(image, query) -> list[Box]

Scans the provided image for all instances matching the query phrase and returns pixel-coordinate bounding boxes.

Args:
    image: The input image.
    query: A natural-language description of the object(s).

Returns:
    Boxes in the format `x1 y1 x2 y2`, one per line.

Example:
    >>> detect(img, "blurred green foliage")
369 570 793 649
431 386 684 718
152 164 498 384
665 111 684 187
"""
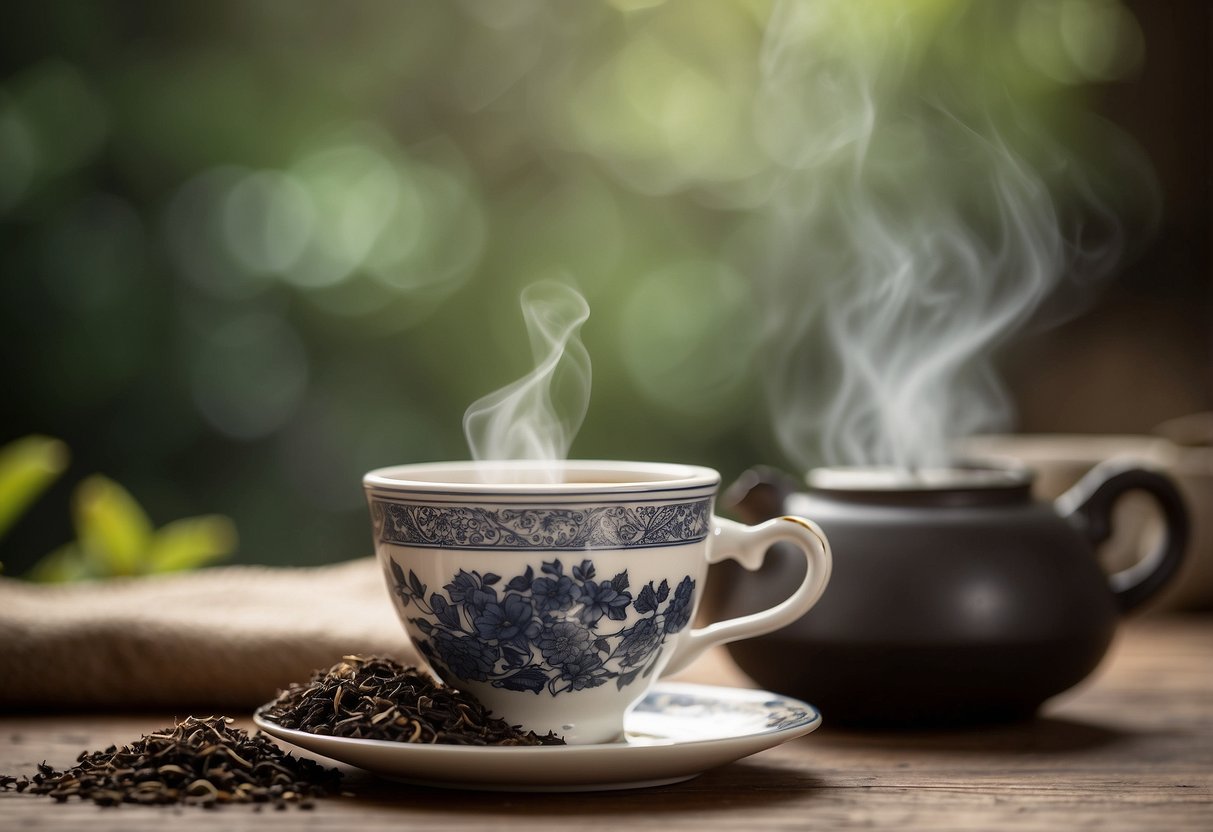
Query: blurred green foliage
0 436 69 543
29 475 237 582
0 0 1147 572
0 436 236 581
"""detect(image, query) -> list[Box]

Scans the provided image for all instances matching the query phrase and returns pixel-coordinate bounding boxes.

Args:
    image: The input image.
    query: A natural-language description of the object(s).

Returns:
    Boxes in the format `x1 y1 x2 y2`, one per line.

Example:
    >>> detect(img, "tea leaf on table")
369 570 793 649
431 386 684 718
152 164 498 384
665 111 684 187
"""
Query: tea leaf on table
0 715 343 808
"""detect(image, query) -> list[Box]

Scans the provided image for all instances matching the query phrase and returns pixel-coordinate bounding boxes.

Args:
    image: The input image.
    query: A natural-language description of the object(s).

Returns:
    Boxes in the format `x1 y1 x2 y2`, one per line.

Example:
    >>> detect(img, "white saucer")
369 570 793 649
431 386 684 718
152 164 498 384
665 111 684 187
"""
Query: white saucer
253 682 821 792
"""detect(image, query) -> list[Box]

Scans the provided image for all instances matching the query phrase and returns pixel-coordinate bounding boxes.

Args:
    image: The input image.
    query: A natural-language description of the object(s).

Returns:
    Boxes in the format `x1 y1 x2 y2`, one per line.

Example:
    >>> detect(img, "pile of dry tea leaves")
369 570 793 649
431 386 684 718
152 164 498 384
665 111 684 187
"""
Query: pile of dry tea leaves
0 716 342 809
261 655 564 746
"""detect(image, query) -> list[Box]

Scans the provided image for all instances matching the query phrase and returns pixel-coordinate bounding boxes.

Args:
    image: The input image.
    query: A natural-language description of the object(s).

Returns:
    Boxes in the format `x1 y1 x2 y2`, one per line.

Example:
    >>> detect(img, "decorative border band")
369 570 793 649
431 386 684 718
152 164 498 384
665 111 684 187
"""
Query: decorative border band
371 499 712 550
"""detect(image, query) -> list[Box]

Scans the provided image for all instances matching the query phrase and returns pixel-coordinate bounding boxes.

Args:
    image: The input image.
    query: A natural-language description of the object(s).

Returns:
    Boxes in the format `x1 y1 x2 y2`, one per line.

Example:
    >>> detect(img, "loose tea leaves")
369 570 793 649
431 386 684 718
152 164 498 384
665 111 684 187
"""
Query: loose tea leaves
1 658 560 811
0 716 342 809
261 655 565 746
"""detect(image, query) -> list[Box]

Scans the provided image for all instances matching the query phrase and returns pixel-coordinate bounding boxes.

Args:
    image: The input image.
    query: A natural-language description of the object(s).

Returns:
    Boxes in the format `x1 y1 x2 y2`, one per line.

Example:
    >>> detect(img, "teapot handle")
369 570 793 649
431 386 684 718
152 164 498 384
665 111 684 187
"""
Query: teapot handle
1056 460 1189 613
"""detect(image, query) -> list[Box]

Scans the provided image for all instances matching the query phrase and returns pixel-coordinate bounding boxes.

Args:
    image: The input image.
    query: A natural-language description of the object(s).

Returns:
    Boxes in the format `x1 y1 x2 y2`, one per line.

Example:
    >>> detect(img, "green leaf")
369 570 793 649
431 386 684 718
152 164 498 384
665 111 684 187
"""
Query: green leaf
146 515 237 573
26 543 93 583
72 475 154 576
0 436 69 541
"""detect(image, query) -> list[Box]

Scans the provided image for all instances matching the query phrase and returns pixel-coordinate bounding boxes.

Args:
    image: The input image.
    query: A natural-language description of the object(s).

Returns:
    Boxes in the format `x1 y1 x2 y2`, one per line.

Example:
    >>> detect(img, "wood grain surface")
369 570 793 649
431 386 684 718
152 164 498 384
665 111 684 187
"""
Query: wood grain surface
2 616 1210 831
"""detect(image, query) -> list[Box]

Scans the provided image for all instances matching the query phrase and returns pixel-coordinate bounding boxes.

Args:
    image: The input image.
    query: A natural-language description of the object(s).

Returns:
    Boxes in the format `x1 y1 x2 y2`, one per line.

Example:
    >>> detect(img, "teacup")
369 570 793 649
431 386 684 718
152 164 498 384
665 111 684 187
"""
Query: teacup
363 460 832 744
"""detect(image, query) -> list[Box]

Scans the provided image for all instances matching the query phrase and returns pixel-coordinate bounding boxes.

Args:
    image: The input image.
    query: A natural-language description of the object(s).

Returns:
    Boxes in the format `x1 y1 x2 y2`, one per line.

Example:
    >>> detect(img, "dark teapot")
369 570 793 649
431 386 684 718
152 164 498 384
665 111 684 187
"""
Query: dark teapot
713 461 1189 728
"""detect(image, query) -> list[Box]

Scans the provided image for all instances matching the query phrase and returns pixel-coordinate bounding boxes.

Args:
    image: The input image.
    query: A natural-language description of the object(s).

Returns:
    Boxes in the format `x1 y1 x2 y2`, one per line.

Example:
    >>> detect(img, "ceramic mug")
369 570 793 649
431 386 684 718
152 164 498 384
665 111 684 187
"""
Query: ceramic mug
363 460 832 744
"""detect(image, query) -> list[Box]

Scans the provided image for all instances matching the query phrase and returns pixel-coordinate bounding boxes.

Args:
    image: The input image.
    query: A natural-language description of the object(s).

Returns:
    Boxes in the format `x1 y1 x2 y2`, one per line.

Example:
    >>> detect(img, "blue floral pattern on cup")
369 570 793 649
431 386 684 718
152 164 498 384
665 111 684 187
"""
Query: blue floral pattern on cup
372 500 712 550
389 557 696 696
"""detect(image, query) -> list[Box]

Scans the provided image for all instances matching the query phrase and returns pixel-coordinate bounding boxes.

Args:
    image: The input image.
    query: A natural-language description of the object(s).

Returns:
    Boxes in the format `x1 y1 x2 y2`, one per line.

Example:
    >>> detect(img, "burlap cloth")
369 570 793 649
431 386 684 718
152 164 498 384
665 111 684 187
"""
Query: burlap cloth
0 558 419 710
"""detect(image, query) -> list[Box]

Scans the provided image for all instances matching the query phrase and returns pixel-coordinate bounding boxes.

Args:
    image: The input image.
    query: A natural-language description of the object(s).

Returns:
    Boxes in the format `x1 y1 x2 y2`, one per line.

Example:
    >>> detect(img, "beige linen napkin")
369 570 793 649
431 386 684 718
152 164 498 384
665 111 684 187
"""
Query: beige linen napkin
0 558 418 710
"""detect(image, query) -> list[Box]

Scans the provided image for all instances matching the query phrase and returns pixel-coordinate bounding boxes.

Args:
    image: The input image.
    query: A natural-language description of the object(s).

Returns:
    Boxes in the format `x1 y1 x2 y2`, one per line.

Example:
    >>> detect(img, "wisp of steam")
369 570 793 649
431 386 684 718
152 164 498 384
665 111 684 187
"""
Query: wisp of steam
463 281 591 480
748 1 1156 472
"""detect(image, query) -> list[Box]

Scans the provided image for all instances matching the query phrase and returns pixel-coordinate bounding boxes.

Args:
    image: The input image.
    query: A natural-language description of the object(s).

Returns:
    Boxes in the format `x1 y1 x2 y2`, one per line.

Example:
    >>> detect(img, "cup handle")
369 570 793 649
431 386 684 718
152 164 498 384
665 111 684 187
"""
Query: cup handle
662 515 832 676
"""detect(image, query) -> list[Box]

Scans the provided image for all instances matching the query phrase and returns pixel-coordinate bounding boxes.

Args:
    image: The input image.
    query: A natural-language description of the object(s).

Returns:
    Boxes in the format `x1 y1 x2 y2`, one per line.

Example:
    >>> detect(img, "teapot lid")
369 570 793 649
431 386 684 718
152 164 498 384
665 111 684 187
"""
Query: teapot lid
806 464 1033 506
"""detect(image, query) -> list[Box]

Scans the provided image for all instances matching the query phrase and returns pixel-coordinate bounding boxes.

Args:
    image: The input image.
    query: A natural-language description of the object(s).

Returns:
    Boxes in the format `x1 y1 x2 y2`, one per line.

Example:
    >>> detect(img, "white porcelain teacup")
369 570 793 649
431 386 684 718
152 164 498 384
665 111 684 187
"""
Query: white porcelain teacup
363 460 832 744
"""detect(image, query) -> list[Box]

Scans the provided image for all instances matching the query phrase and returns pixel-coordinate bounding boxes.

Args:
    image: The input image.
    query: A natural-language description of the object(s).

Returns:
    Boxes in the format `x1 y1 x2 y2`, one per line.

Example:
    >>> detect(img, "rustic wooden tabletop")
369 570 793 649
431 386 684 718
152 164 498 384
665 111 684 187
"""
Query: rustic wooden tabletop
2 615 1210 831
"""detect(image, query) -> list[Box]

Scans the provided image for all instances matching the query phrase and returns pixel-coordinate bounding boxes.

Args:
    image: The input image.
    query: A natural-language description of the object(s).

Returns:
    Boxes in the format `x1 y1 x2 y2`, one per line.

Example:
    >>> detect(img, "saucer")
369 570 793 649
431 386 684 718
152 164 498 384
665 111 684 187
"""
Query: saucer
252 682 821 792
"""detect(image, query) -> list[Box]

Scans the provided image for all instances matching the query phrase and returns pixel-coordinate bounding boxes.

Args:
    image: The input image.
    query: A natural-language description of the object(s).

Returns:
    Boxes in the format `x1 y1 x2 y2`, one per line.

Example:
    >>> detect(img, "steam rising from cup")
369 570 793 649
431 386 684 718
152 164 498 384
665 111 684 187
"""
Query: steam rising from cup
748 1 1156 472
463 281 591 481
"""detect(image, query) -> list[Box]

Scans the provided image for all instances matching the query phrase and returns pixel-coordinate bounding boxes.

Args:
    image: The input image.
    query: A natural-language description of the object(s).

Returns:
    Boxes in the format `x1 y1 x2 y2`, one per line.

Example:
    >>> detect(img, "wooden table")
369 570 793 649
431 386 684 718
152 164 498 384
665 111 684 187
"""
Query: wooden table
2 616 1210 831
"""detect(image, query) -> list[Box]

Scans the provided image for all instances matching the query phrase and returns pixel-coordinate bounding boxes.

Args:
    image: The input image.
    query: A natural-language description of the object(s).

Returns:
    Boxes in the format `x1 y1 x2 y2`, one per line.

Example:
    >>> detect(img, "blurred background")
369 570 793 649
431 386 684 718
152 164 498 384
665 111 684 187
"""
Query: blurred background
0 0 1208 577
